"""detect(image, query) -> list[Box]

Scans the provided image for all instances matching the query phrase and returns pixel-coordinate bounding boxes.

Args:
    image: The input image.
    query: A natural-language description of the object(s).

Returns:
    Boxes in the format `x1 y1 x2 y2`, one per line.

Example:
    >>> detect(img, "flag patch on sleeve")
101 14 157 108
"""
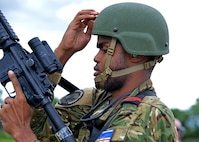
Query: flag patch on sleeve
96 129 114 142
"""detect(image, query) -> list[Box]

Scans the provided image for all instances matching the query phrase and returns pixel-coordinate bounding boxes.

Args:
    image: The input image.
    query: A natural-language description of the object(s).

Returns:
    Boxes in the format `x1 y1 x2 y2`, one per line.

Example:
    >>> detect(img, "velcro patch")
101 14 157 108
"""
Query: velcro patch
58 90 84 105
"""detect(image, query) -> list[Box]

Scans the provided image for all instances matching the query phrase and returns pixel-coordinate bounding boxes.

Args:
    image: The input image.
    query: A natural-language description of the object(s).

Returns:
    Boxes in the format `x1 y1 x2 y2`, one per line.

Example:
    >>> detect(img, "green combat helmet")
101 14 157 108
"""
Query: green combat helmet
92 2 169 56
92 2 169 89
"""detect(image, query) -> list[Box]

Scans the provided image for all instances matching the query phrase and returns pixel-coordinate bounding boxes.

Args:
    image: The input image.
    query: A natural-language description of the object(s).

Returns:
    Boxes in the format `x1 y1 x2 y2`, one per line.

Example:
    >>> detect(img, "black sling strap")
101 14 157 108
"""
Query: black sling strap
89 90 156 142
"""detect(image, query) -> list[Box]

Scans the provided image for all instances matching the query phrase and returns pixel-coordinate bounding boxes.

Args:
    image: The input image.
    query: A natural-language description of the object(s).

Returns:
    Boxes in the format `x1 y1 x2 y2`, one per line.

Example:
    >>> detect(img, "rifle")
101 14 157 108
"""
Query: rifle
0 10 76 142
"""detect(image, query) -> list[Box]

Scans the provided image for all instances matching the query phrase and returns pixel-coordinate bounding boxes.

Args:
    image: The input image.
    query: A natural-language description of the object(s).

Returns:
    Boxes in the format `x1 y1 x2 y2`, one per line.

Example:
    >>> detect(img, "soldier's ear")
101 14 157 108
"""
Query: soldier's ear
130 55 146 63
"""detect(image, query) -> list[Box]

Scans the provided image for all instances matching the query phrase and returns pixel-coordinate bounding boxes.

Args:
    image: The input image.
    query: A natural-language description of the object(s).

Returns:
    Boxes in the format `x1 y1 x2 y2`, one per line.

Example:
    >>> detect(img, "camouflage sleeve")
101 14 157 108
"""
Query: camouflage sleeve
48 72 62 87
54 88 96 141
31 108 57 141
30 72 62 141
107 96 178 142
31 87 95 141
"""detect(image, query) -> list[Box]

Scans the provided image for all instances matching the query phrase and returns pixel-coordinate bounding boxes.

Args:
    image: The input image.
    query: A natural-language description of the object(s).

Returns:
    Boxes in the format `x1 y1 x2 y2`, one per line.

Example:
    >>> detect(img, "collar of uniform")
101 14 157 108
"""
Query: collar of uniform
129 79 155 98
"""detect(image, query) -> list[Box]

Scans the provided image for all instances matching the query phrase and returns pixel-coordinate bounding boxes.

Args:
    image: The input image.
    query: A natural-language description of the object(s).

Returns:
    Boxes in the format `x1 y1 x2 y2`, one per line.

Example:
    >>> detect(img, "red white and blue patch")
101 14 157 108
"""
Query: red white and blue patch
96 129 114 142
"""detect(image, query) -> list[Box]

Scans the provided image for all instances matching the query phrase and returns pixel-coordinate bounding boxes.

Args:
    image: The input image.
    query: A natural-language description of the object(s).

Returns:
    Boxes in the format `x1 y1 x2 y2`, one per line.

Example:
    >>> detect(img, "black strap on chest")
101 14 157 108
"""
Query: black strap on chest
89 90 156 142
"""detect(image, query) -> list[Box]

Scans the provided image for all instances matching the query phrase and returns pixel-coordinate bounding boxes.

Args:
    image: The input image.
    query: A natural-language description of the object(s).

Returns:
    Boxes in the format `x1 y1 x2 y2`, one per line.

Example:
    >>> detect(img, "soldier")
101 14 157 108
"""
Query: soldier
175 118 185 142
0 2 178 142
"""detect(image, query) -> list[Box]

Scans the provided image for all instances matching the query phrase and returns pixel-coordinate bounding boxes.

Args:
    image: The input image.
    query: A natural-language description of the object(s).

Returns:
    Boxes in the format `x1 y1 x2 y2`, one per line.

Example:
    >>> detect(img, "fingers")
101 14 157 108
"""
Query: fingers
0 97 10 119
0 104 2 120
75 9 98 21
86 20 94 36
8 70 25 100
4 97 11 104
0 103 3 110
71 9 98 28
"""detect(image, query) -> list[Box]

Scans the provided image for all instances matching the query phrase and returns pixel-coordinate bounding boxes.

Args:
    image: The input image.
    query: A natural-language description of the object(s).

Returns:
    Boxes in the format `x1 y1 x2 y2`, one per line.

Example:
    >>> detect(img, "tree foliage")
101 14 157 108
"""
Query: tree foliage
172 98 199 140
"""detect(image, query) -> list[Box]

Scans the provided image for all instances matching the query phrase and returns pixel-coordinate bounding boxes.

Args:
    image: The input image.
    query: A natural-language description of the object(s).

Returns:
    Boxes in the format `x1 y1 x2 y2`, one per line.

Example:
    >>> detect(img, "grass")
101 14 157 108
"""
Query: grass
0 129 14 142
183 138 199 142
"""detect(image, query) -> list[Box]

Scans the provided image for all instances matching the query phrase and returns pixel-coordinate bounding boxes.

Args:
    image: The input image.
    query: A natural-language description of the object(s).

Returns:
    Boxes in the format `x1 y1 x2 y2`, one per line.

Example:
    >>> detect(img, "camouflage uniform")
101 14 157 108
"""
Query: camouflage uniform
31 79 178 142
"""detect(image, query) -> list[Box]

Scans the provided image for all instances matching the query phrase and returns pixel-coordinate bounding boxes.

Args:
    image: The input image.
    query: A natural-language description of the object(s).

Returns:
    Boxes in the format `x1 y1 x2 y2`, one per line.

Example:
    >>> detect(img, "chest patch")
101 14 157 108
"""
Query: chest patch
96 129 114 142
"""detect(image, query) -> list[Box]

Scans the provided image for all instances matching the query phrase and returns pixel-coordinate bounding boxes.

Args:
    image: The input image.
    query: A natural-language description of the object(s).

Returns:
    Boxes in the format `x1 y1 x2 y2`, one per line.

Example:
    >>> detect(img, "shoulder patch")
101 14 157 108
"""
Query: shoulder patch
121 97 142 105
58 90 84 105
121 90 156 106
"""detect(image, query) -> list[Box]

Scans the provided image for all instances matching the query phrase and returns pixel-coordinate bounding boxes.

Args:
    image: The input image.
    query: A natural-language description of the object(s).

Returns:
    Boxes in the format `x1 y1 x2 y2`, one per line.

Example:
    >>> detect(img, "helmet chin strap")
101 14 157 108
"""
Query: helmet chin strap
94 38 163 89
94 38 117 89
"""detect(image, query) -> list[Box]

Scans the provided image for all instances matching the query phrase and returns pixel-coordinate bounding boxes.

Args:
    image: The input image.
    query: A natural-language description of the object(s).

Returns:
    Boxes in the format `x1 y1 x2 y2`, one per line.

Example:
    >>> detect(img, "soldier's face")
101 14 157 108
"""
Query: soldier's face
94 36 130 91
